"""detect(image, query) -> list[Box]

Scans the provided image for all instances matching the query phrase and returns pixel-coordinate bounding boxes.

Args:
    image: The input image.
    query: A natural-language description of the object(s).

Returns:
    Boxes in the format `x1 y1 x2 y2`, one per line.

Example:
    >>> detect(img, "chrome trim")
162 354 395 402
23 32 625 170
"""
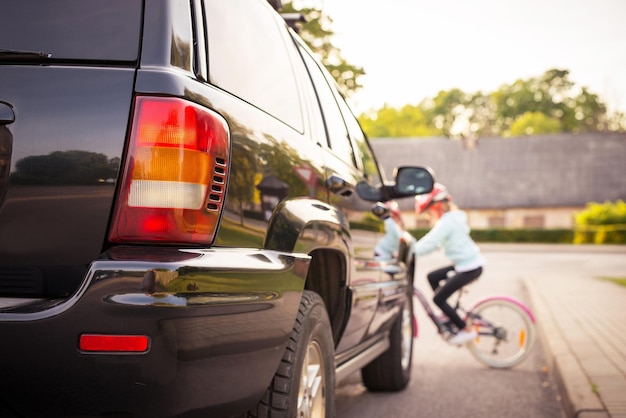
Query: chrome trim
0 247 310 321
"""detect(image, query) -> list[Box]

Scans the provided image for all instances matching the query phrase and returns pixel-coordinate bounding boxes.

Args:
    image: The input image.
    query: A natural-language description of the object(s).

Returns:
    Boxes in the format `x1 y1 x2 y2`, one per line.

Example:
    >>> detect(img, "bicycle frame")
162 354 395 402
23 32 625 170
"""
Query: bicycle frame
412 286 536 338
412 286 457 337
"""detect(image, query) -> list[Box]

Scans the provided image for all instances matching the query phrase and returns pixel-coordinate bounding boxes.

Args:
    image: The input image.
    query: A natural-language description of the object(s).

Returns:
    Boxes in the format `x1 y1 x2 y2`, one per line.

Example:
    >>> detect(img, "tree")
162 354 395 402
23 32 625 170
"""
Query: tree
421 89 472 138
462 92 498 138
359 68 625 139
491 69 608 134
12 150 117 185
280 1 365 98
358 104 440 138
506 111 562 137
276 3 625 139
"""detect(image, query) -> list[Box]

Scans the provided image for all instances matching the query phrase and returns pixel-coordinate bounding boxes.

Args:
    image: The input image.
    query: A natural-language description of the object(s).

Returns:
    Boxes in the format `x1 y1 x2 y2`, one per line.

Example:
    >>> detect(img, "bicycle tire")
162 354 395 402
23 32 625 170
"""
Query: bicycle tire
465 298 535 368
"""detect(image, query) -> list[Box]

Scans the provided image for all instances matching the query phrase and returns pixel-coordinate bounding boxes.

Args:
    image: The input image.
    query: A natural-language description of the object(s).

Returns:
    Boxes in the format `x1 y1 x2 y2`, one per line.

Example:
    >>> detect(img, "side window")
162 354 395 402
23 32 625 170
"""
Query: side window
337 98 382 183
204 0 303 132
299 46 356 167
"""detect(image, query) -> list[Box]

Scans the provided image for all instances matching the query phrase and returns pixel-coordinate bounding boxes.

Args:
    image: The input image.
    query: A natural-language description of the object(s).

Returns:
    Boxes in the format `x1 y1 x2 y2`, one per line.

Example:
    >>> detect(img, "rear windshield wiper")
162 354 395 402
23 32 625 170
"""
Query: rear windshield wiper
0 48 52 60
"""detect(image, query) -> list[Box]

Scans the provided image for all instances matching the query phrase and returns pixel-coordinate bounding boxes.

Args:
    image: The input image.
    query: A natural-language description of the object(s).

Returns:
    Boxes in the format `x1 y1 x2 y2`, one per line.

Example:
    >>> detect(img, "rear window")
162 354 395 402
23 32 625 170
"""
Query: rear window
204 0 304 132
0 0 142 61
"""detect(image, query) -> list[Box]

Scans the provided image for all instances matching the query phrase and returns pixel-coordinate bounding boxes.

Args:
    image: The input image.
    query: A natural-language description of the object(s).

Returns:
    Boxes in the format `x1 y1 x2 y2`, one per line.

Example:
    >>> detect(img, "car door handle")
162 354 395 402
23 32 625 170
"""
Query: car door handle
326 174 354 197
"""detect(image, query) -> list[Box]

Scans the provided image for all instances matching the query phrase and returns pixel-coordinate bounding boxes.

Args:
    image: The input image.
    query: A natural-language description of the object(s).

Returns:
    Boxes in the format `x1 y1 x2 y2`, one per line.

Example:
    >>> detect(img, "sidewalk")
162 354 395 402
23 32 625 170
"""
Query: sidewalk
522 246 626 418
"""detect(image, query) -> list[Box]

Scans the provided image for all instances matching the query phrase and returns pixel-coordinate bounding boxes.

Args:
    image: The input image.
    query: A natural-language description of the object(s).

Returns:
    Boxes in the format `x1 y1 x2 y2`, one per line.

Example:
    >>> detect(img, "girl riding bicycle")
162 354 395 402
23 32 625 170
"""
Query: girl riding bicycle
413 183 485 345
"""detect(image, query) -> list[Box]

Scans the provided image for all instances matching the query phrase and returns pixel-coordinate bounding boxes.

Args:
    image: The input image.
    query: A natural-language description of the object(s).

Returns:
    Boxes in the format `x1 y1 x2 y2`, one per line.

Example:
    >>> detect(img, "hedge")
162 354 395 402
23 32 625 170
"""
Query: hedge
408 228 575 244
408 227 626 244
573 224 626 245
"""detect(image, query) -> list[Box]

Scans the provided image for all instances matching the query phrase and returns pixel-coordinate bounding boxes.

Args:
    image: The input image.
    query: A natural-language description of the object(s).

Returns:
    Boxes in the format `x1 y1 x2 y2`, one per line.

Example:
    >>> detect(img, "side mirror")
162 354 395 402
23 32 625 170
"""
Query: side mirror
356 181 382 202
392 166 435 197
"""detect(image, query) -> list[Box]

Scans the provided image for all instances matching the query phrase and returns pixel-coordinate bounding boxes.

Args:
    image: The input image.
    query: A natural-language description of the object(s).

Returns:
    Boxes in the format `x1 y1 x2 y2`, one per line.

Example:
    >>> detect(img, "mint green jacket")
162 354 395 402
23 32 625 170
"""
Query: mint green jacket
413 210 484 272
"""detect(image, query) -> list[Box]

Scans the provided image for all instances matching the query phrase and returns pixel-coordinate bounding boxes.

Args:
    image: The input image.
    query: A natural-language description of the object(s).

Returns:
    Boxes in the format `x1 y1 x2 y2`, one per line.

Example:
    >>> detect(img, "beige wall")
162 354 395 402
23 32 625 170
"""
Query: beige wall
403 206 582 230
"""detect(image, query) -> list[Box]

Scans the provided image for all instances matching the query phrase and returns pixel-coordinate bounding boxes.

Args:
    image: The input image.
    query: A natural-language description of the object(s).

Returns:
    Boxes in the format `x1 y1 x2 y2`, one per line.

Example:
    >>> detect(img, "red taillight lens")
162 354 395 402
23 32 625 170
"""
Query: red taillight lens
109 97 230 244
79 334 150 353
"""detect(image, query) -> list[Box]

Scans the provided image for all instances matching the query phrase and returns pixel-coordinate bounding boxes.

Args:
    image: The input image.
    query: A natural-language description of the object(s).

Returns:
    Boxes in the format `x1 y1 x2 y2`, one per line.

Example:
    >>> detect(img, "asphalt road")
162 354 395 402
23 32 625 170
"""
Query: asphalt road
336 244 572 418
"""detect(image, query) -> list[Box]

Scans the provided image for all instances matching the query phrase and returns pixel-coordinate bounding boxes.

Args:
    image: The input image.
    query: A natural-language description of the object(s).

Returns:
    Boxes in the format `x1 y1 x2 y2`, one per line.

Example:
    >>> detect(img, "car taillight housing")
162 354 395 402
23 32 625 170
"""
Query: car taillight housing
109 96 230 245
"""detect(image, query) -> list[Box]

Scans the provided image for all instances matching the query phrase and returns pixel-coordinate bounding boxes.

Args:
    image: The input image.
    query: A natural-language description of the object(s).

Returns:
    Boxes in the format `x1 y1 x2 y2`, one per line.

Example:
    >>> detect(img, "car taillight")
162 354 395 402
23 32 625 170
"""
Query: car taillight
109 96 230 244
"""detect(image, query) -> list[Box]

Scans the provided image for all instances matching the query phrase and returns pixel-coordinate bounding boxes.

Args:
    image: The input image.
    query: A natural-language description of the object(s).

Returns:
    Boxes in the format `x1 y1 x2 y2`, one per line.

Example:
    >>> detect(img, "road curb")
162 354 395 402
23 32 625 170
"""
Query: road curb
523 278 609 418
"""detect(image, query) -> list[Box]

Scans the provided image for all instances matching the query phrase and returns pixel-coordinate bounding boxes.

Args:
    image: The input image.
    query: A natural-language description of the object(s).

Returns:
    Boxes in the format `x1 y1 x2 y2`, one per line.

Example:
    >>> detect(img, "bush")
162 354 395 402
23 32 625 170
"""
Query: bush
574 225 626 245
575 200 626 224
574 200 626 244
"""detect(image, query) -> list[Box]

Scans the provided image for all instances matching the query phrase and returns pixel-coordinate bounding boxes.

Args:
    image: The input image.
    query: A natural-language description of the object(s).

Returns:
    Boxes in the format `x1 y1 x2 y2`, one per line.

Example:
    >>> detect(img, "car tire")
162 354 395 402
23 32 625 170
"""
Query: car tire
361 289 413 392
249 290 335 418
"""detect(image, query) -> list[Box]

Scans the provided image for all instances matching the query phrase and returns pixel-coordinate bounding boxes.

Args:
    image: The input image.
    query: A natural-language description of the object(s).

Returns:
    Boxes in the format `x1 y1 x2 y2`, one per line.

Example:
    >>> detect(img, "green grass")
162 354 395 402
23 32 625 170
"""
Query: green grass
599 277 626 288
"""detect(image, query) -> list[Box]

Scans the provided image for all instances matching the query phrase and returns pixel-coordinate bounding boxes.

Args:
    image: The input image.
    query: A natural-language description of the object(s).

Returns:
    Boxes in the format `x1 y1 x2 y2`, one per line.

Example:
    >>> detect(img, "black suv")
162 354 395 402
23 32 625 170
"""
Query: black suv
0 1 433 417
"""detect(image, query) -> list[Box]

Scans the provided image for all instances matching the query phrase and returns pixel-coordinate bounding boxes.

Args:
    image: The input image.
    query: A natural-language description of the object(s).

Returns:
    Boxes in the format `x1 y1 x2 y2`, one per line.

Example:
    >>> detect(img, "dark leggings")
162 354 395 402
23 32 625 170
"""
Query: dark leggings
427 265 483 330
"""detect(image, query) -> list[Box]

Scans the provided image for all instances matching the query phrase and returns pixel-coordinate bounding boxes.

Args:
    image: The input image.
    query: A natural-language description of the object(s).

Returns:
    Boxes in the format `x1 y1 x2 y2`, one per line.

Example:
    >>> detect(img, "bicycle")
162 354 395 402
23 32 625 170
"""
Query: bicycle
412 280 536 369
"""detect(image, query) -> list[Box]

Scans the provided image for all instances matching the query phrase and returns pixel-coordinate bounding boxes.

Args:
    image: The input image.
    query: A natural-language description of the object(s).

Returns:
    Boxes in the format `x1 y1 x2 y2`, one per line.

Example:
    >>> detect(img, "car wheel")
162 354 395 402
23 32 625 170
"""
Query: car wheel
249 290 335 418
361 289 413 391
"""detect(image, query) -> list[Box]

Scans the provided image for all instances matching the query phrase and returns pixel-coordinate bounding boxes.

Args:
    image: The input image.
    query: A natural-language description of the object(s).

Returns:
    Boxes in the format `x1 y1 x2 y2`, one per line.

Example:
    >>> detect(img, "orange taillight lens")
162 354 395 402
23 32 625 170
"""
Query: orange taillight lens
109 97 229 244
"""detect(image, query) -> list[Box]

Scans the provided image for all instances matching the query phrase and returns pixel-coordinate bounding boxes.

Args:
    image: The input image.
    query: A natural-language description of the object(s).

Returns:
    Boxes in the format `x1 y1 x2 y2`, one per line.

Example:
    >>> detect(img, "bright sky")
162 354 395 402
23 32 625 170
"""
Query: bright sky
320 0 626 115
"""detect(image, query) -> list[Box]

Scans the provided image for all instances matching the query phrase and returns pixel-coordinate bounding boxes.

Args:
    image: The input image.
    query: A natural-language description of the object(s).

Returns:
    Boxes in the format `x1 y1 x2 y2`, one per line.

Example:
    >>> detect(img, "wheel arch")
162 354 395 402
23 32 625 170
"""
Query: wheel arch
264 197 352 347
305 248 349 347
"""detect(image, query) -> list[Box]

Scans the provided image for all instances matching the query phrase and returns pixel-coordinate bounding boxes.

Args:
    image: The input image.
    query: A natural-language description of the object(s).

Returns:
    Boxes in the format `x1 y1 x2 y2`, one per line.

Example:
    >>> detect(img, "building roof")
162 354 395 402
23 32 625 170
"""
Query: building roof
371 133 626 210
